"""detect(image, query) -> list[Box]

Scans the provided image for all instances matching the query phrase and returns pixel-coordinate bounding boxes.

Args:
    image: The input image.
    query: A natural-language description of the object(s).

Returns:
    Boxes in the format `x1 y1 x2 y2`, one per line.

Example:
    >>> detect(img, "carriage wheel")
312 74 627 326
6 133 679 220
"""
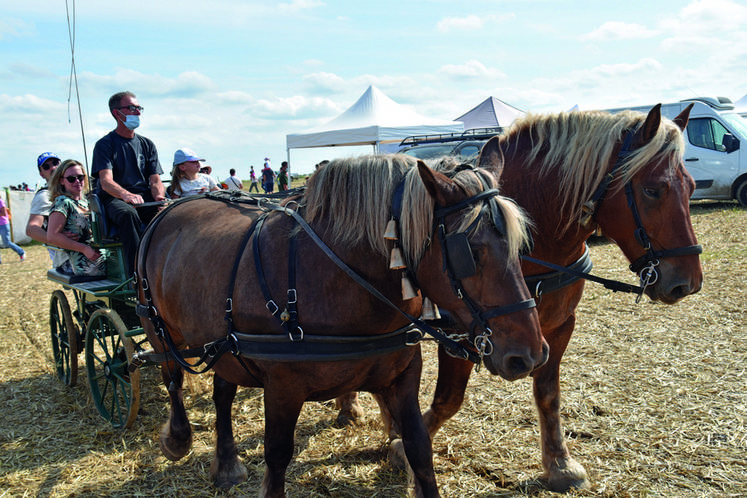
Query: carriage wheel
49 290 79 387
85 309 141 429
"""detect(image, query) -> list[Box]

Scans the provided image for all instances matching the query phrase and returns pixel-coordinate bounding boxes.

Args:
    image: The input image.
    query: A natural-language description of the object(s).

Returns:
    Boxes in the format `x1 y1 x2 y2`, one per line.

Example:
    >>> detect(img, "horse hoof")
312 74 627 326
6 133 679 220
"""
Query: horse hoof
544 457 590 492
211 458 248 489
387 438 408 470
159 424 193 462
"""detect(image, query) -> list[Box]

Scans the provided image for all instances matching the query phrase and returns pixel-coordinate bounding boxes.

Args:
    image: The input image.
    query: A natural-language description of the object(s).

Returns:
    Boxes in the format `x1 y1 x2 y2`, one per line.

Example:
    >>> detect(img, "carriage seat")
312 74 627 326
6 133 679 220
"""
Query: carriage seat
47 268 107 285
88 192 119 243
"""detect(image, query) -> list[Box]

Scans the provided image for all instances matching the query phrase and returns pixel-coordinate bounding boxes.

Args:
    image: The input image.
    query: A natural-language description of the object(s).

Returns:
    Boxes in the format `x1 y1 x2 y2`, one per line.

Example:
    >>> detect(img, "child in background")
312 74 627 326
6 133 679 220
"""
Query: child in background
170 148 220 198
47 160 106 276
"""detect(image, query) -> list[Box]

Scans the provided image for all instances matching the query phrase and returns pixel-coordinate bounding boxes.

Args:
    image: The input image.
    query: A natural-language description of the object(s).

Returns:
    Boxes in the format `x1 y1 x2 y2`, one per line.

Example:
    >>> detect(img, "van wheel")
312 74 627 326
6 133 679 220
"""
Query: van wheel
736 179 747 207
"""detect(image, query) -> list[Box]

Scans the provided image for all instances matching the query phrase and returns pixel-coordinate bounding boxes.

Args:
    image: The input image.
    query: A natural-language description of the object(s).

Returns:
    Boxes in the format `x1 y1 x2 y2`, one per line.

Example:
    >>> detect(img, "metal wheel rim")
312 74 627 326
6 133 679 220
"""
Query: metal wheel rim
49 290 78 387
85 309 140 429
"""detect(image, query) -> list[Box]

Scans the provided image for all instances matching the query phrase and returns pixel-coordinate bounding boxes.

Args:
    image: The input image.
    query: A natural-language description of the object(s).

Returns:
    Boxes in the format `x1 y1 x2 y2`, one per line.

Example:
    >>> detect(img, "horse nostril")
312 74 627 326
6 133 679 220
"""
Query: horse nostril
506 355 531 376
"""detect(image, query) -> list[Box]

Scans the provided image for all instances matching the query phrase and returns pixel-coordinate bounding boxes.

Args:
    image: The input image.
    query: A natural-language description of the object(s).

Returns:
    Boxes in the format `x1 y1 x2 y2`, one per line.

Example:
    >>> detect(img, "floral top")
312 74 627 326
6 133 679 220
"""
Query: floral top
51 195 105 276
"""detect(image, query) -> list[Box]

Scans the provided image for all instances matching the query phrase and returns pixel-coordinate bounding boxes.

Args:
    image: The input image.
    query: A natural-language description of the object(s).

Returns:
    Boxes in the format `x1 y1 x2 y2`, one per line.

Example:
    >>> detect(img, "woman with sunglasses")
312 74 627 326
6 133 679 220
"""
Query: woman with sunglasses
47 160 106 277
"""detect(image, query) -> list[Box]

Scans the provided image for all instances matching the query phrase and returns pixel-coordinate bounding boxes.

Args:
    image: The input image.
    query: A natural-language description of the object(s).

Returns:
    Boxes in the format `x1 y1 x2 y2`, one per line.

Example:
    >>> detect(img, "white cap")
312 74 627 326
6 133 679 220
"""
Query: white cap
173 148 205 166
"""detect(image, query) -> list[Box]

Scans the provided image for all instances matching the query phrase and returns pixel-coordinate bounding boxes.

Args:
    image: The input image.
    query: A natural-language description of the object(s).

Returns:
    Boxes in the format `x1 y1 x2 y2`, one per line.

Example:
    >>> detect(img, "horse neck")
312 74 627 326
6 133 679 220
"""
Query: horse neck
501 150 593 268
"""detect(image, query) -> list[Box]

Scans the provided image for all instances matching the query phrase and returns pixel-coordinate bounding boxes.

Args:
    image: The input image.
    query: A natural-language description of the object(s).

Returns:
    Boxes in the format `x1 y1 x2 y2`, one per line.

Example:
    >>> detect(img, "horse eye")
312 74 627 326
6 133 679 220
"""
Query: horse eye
643 187 660 199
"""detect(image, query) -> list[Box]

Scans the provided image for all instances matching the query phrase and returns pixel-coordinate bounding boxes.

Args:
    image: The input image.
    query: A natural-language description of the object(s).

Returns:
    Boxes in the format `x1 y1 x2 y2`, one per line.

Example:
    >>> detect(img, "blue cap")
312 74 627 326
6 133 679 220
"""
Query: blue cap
173 147 205 166
37 152 60 167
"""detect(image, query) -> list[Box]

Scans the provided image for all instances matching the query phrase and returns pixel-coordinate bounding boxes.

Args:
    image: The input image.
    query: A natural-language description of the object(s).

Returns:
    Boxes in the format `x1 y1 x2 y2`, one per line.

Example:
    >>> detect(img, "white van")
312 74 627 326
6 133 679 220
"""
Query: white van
604 97 747 205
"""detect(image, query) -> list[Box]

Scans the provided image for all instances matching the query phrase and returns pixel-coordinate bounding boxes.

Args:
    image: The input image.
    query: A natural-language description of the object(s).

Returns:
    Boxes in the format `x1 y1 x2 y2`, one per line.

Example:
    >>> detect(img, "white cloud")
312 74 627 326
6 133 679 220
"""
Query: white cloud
302 72 347 94
437 15 484 32
278 0 326 13
0 18 34 41
659 0 747 35
250 95 340 120
581 21 658 42
438 60 507 81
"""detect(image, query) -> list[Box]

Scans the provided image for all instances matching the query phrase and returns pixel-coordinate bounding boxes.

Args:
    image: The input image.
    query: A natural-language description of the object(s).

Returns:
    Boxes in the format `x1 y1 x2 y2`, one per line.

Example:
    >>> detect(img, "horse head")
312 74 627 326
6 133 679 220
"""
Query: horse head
412 160 547 380
595 104 703 303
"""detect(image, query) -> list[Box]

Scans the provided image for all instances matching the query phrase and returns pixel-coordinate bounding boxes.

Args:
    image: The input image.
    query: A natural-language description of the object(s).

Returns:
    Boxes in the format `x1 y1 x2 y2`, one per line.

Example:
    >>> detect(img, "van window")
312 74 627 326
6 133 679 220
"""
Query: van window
687 118 730 152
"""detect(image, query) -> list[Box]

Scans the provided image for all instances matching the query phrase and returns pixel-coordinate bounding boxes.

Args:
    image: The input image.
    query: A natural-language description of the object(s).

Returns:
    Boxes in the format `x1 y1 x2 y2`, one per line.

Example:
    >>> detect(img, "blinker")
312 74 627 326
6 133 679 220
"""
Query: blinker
444 232 477 280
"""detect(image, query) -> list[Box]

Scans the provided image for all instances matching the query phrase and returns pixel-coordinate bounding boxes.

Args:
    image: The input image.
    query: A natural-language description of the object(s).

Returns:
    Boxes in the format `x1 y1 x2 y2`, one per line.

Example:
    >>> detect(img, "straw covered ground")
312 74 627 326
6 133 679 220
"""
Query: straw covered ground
0 200 745 497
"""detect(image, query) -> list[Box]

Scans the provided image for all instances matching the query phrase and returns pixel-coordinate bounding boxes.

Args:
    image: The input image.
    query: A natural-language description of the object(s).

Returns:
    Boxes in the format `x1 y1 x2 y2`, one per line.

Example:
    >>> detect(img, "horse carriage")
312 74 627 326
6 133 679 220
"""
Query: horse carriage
46 193 155 429
43 104 703 496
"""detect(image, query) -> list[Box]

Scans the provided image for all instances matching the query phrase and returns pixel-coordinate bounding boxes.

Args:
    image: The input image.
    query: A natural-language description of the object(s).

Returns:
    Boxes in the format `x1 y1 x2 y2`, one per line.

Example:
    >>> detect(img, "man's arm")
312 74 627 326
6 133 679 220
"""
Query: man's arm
99 169 144 204
26 214 48 243
149 174 166 201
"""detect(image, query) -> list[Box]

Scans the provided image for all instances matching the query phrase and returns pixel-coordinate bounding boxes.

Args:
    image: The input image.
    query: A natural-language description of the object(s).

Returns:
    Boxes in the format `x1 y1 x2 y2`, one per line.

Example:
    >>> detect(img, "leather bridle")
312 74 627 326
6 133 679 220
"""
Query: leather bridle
580 130 702 301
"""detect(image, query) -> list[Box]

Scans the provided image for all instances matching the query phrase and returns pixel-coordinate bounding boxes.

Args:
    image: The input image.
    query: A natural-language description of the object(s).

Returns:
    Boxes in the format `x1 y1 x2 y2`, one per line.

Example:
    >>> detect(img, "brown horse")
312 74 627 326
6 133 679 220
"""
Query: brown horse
338 105 704 491
136 155 547 496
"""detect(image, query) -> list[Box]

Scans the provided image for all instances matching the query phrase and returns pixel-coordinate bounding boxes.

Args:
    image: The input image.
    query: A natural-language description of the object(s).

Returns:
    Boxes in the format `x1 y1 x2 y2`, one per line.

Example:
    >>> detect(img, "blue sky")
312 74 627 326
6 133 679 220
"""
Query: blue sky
2 0 746 188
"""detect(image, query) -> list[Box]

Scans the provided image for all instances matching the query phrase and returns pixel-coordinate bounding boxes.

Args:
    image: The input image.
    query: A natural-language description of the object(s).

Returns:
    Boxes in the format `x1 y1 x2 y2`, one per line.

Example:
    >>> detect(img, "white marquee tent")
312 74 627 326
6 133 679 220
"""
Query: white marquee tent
285 85 463 157
455 97 525 130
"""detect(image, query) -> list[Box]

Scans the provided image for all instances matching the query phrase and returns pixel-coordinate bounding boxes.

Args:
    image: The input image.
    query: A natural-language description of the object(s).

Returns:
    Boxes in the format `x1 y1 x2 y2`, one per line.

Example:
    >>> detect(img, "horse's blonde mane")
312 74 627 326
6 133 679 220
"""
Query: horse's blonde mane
505 110 686 231
304 154 528 268
303 154 531 270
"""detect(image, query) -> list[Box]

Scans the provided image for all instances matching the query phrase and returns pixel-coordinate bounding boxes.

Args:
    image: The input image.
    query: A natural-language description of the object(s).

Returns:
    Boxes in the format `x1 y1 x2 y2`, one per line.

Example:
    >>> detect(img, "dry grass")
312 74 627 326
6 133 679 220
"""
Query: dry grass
0 200 745 497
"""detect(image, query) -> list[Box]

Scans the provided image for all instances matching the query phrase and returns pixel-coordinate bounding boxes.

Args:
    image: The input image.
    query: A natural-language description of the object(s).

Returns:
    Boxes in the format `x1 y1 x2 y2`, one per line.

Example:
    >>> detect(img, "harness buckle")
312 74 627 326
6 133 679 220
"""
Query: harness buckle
288 326 304 342
225 298 233 313
266 300 279 315
405 327 424 346
287 288 297 304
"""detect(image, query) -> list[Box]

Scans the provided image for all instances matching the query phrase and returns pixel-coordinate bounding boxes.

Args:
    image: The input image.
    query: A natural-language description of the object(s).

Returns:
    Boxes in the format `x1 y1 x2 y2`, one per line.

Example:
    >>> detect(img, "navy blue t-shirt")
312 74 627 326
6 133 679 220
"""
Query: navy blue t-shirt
91 131 163 197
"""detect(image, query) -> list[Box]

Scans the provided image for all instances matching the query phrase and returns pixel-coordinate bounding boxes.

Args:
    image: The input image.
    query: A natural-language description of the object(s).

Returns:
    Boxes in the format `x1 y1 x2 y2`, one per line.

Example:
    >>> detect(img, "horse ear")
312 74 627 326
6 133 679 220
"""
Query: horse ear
416 160 462 206
477 136 505 179
672 103 693 131
633 103 662 146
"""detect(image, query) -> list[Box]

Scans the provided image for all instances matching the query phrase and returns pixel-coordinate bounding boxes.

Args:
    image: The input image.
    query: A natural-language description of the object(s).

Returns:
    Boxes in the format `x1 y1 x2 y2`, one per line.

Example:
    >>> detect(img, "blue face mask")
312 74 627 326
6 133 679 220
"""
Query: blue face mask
123 114 140 130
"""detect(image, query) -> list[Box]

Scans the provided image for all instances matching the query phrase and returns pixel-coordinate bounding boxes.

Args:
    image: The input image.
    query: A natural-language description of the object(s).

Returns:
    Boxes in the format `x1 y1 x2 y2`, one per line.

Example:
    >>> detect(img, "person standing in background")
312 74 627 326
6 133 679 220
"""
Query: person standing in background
248 166 259 192
0 195 25 263
278 161 289 191
224 168 244 191
261 160 275 193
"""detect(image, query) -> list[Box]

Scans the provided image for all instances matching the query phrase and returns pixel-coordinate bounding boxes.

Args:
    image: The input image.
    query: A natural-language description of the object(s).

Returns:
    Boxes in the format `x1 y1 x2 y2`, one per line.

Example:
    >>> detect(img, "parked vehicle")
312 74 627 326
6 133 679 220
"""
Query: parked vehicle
604 97 747 205
398 127 503 163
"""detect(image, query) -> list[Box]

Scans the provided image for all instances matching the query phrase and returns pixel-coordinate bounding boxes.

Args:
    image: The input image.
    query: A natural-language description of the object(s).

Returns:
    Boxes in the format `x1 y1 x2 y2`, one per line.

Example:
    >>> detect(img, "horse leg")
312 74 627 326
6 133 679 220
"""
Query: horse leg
534 319 589 491
388 345 474 469
210 374 248 489
334 392 365 426
380 358 440 497
158 364 193 461
261 391 305 498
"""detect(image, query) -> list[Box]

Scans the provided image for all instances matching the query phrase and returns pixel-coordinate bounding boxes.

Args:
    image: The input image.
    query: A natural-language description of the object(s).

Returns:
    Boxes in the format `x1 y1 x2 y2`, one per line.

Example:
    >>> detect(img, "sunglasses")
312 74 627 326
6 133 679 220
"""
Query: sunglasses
116 105 144 112
41 159 61 171
64 174 86 184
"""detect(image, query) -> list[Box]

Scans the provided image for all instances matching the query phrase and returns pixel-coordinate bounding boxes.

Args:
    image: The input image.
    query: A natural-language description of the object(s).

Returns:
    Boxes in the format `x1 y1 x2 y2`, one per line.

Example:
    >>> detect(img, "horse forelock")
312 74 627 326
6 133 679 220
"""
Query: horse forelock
505 110 686 232
416 156 532 268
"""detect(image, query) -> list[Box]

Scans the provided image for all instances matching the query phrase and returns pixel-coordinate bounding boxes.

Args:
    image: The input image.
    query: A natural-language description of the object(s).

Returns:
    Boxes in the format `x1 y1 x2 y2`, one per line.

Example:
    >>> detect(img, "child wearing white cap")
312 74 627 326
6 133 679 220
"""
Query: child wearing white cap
169 148 220 198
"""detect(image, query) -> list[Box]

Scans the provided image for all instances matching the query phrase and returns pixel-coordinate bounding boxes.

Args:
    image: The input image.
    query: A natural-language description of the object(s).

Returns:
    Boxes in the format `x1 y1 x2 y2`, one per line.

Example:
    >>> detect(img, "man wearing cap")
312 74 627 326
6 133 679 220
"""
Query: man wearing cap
91 90 165 278
170 148 220 198
26 152 71 270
